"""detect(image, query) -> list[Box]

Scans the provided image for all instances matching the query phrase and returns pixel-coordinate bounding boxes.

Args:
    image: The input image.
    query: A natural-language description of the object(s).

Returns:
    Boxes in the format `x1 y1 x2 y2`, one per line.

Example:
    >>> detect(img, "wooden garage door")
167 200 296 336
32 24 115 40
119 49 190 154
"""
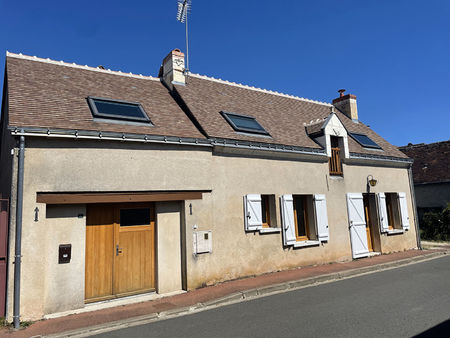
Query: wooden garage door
85 203 155 302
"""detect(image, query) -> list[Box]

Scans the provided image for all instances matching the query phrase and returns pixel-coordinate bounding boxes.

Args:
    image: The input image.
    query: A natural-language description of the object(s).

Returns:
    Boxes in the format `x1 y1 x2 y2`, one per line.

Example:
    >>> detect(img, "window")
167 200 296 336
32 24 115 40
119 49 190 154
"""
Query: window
221 111 269 135
385 193 397 230
329 136 343 176
87 96 151 123
349 133 381 149
261 195 271 228
120 208 151 227
281 194 329 247
293 195 310 241
244 194 279 233
377 192 410 233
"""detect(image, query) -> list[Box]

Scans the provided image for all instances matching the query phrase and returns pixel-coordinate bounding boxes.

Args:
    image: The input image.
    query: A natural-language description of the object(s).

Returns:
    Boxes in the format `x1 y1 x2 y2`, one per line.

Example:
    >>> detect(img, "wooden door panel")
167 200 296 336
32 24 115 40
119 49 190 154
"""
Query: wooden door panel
363 195 374 252
86 203 155 301
114 228 154 294
85 205 115 301
113 204 155 295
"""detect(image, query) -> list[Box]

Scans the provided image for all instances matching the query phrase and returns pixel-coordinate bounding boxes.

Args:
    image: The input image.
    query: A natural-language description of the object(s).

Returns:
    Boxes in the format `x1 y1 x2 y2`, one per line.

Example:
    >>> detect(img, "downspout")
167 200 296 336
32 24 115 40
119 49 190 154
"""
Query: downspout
408 163 421 250
13 134 24 329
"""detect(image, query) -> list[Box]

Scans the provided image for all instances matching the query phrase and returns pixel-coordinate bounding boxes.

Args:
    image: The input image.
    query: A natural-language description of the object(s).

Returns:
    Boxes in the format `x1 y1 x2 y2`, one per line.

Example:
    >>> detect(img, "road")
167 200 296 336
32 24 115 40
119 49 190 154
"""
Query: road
94 255 450 337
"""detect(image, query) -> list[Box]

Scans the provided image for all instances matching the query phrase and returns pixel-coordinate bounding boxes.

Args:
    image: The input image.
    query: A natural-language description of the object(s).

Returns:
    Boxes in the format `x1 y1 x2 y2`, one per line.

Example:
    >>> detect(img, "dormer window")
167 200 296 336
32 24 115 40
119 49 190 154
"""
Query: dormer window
87 96 152 123
329 136 343 176
221 111 269 135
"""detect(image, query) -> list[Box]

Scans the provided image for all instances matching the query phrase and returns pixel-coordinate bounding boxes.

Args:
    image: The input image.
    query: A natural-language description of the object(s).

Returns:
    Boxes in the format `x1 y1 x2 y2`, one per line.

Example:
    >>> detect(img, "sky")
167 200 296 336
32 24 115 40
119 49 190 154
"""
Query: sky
1 0 449 146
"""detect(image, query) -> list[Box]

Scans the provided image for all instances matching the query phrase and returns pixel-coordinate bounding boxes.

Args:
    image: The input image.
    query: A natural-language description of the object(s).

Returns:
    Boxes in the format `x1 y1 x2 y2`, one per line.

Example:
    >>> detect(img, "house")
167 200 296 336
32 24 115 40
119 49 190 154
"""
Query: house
0 49 419 323
399 141 450 220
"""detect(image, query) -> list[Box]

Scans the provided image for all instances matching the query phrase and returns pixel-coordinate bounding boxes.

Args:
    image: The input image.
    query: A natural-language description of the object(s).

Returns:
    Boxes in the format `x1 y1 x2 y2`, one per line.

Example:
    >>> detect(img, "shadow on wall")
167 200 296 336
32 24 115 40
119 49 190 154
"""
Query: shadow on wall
413 318 450 337
47 205 84 219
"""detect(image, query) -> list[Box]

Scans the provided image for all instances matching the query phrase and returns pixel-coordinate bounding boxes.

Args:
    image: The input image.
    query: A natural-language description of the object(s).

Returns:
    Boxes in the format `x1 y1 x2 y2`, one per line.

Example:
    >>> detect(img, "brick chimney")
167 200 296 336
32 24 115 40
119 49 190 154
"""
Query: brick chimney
332 89 358 122
160 49 185 90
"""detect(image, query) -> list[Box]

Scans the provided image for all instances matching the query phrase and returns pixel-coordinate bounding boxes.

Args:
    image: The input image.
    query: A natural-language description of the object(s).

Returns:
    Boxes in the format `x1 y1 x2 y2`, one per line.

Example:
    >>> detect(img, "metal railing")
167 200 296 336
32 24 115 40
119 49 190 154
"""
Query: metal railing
329 147 343 176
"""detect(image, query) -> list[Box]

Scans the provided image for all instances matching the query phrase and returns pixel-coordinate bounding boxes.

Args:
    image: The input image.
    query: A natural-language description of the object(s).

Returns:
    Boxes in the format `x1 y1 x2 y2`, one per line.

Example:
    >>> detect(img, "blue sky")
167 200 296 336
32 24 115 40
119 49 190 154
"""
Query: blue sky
1 0 449 146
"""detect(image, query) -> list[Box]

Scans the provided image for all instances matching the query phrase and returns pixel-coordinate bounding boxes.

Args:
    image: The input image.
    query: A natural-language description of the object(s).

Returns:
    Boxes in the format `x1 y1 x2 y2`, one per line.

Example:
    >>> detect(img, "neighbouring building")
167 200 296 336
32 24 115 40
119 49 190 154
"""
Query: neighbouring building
399 141 450 220
0 50 419 322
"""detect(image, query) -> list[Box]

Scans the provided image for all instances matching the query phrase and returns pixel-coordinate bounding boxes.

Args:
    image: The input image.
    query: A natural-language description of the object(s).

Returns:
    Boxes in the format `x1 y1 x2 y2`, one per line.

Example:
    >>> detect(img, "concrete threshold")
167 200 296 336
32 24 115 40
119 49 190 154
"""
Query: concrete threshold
43 250 448 338
44 290 186 320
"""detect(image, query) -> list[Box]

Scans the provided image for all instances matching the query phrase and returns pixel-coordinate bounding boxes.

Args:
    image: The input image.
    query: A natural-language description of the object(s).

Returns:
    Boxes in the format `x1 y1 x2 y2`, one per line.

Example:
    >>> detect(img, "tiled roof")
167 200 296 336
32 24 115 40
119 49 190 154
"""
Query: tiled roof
399 141 450 184
175 74 408 158
4 52 408 159
5 53 205 139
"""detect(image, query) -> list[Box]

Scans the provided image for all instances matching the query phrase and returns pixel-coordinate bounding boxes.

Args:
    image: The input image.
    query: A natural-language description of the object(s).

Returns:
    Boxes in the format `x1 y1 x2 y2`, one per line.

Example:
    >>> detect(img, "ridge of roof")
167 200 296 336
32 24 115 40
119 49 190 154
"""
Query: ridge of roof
399 140 450 149
188 73 333 107
303 116 329 127
6 51 160 82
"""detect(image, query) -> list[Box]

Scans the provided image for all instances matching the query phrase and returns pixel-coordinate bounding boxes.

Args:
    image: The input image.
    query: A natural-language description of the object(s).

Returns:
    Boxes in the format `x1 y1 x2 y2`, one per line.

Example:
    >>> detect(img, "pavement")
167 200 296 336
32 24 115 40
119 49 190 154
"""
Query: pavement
1 246 449 338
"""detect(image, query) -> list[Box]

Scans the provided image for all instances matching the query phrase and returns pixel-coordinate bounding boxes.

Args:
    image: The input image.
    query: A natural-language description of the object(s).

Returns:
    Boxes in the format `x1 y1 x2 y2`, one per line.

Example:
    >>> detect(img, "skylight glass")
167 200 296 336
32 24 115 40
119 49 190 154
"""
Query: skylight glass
349 133 382 149
87 96 150 123
221 111 269 135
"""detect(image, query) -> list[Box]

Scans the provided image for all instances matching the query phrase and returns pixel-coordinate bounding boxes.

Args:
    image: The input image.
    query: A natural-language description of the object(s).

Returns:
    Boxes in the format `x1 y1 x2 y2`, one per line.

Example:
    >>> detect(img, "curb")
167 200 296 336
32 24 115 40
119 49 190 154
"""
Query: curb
45 250 448 338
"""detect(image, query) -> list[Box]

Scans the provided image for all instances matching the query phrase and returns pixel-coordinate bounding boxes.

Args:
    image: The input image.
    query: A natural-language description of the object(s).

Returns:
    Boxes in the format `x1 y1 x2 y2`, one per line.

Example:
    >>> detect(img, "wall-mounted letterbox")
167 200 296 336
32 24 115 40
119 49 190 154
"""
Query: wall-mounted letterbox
59 244 71 264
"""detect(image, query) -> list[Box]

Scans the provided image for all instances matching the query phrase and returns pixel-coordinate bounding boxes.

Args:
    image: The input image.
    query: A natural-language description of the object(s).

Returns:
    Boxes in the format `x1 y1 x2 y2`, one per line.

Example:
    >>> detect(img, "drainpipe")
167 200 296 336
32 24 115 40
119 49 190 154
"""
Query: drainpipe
13 135 25 329
408 163 421 250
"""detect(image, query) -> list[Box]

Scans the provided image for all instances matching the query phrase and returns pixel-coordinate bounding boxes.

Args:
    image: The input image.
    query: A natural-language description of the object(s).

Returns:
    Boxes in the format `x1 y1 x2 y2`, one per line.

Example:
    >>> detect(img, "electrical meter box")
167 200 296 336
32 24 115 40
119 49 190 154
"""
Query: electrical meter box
193 231 212 254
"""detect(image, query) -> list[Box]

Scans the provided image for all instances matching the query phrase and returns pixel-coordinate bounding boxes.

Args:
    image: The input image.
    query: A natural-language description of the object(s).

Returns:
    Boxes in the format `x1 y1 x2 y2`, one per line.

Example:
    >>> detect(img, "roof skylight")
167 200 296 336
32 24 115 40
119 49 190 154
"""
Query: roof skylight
87 96 151 123
221 111 269 135
349 133 381 149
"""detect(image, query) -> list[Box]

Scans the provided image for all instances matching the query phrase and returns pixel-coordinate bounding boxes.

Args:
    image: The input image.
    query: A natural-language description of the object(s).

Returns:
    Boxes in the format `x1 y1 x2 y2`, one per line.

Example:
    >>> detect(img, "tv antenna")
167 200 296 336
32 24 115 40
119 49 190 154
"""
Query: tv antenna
176 0 191 74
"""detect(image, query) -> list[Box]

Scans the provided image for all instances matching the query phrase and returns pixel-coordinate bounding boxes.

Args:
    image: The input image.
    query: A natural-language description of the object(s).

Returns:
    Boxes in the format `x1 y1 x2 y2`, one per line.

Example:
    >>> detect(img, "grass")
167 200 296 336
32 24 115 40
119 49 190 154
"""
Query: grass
0 317 33 329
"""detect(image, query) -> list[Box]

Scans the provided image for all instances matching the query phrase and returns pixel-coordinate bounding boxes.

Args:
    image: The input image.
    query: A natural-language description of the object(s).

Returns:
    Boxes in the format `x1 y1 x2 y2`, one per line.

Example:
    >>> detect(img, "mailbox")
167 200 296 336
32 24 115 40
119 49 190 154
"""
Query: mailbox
58 244 71 264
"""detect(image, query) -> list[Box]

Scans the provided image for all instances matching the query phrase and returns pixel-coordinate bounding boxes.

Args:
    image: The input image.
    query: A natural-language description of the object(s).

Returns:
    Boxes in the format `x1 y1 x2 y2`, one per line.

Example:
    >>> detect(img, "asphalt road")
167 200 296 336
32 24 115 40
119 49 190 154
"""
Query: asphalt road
94 255 450 338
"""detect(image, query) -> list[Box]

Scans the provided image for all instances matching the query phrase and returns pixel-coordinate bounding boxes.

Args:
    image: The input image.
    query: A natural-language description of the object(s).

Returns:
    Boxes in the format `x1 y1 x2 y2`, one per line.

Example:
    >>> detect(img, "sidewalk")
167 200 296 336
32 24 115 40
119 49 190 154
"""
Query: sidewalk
2 248 448 338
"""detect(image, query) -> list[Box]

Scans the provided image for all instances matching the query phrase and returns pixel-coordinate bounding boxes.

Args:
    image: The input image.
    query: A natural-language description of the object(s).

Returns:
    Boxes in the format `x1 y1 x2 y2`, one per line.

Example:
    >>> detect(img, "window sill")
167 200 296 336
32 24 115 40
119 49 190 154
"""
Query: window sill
329 175 344 180
293 240 320 248
386 229 404 235
259 227 281 234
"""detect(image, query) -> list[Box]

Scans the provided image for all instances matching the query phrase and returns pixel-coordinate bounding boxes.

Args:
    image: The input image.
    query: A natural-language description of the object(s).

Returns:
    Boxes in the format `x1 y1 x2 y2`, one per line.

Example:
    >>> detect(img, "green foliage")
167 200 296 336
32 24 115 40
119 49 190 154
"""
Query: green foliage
0 317 8 327
420 204 450 241
0 317 33 329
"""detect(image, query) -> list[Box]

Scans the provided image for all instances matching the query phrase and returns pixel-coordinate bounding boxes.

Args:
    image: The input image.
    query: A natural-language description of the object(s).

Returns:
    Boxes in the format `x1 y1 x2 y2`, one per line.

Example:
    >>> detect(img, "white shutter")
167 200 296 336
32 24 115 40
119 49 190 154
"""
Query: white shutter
398 192 410 230
377 193 389 233
314 194 329 242
281 195 296 246
346 193 369 259
244 194 263 231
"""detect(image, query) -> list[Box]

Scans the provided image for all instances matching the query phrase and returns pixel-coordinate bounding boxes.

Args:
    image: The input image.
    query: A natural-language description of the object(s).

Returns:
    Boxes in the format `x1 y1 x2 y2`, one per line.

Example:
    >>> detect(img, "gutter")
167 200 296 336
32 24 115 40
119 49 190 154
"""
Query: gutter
211 138 327 157
408 163 422 250
9 128 414 163
348 152 413 164
9 127 329 158
13 134 24 329
9 127 213 148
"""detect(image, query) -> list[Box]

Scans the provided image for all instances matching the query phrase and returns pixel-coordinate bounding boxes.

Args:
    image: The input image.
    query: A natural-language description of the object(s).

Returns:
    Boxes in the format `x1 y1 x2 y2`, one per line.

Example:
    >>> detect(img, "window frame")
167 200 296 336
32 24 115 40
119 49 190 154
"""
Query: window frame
244 194 280 233
349 133 382 149
220 111 270 136
115 202 155 234
261 194 271 228
87 96 151 123
385 193 401 230
293 195 310 241
329 136 343 176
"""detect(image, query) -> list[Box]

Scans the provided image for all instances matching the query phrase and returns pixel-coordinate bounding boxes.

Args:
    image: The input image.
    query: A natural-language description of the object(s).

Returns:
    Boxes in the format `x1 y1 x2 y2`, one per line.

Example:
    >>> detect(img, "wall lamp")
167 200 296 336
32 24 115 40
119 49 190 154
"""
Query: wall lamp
367 175 378 187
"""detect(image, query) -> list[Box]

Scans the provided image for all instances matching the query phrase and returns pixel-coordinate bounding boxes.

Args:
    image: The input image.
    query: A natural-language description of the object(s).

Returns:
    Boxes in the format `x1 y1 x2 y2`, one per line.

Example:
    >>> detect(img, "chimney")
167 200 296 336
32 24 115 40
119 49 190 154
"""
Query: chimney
160 49 185 90
332 89 358 122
